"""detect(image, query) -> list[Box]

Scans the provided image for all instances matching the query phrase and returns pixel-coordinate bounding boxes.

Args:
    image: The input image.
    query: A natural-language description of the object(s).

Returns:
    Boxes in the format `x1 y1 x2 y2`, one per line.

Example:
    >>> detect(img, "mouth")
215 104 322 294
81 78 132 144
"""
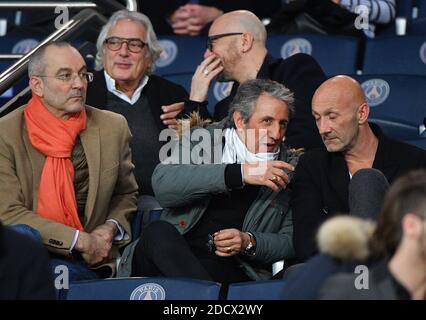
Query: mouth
115 62 132 69
69 96 83 101
265 143 278 152
323 137 338 144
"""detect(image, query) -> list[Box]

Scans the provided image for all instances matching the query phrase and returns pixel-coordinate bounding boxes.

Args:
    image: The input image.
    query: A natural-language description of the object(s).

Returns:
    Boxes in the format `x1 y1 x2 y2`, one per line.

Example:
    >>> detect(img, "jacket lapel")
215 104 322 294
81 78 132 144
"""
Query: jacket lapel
371 124 399 180
79 109 100 225
144 79 167 132
22 123 45 211
86 70 108 108
327 152 350 208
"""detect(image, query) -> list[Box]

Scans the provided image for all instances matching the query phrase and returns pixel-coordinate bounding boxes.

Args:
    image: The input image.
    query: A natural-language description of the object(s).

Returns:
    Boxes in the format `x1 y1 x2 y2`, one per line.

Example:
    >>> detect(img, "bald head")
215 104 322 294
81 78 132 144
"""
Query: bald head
313 75 366 113
312 76 371 153
210 10 267 45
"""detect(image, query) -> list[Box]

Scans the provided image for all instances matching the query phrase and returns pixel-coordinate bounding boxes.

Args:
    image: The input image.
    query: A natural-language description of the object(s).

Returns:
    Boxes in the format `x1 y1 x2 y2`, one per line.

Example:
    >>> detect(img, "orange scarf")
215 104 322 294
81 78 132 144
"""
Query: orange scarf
24 94 87 231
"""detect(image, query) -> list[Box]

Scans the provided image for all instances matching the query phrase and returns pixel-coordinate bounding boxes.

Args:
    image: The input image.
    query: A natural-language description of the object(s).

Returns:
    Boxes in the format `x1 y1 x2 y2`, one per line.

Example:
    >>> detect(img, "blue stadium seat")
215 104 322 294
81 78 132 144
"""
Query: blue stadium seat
410 17 426 35
164 73 233 116
353 74 426 146
227 280 287 300
0 60 29 109
417 0 426 18
396 0 414 19
59 277 221 300
0 32 42 54
378 1 414 36
406 138 426 150
266 34 360 75
155 36 207 76
362 36 426 75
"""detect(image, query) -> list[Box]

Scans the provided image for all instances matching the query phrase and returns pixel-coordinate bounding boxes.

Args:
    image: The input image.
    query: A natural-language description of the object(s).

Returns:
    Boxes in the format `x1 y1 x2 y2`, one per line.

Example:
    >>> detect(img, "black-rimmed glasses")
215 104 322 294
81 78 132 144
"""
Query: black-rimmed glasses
206 32 243 51
105 36 147 53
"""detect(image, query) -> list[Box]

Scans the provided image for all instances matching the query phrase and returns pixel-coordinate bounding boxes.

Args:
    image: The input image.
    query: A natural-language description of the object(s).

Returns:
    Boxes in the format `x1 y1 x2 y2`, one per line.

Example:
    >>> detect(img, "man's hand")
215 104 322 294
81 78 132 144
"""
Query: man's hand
243 160 295 192
75 229 114 266
170 4 223 36
213 229 251 257
190 55 223 102
161 102 185 129
92 221 117 244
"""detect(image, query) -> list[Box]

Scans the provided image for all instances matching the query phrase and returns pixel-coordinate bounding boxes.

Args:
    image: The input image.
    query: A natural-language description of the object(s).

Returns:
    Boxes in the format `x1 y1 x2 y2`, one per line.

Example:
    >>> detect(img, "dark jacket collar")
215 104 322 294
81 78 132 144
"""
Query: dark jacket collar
325 122 397 207
370 122 399 176
257 54 280 80
228 54 279 99
87 70 166 131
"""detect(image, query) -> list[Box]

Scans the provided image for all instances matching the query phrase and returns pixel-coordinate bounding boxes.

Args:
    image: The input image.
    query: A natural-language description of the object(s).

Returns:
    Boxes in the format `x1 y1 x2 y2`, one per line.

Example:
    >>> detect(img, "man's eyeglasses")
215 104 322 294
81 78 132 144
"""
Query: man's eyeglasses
105 36 147 53
206 32 243 51
34 71 94 83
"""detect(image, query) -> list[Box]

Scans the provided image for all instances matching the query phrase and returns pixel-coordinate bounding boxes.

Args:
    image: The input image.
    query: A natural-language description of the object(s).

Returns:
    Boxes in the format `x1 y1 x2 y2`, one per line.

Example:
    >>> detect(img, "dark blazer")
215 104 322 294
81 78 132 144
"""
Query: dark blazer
320 259 404 300
0 223 56 299
213 54 326 150
86 71 191 132
292 124 426 261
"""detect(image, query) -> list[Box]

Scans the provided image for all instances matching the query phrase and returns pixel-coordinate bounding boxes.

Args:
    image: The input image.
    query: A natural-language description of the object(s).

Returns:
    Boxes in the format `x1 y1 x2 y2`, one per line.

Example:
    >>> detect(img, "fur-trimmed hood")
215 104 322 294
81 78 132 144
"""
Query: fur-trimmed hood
177 111 212 138
317 215 376 260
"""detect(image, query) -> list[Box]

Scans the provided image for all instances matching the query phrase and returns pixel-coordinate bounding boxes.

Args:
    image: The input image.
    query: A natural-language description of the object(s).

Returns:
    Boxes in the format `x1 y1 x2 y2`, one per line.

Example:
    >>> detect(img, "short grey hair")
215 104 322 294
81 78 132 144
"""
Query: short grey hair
225 79 295 128
28 41 72 78
94 9 162 74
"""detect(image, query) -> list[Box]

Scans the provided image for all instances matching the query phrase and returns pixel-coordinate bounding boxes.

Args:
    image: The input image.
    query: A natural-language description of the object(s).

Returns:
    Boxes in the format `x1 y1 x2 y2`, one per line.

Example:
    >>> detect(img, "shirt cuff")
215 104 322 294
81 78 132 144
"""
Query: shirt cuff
224 164 244 189
107 219 129 241
70 230 79 253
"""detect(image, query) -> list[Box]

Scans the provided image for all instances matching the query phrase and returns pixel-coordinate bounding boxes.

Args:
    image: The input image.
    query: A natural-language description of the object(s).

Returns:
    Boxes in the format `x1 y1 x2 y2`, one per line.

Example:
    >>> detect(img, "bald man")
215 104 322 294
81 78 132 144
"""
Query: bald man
186 10 326 150
291 75 426 261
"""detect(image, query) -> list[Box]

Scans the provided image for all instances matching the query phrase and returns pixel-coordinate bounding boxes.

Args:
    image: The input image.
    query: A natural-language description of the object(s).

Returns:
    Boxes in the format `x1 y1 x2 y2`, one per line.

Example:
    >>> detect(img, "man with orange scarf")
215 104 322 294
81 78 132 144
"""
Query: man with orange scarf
0 42 138 280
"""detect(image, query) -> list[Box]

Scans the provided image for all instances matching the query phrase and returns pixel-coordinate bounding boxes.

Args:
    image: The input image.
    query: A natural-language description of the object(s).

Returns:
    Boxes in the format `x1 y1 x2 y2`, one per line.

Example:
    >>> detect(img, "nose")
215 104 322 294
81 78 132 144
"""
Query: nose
317 118 331 135
71 74 85 89
204 48 213 59
268 122 282 141
119 42 130 56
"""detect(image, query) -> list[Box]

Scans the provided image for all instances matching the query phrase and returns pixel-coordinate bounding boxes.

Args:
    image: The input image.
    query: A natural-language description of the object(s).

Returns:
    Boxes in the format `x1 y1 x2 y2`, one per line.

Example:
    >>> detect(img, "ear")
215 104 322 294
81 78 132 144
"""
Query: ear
233 111 245 130
401 213 423 238
358 102 370 124
241 32 254 53
29 76 43 97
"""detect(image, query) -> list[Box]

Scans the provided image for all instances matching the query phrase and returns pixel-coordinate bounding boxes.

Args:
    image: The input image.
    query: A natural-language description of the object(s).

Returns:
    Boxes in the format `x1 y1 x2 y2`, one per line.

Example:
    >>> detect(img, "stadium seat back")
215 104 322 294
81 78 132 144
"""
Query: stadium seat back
155 36 206 76
363 36 426 75
267 34 360 75
353 74 426 145
227 279 287 300
59 277 221 300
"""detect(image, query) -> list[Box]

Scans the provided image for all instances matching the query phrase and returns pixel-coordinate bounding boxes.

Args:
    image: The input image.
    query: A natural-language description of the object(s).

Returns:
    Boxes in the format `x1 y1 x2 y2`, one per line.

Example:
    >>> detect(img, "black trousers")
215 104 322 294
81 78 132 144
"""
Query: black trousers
131 220 250 285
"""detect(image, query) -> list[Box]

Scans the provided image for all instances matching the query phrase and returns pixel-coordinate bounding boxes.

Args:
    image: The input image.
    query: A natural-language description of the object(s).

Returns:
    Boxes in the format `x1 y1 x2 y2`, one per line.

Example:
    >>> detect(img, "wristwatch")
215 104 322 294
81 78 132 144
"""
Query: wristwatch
243 232 256 256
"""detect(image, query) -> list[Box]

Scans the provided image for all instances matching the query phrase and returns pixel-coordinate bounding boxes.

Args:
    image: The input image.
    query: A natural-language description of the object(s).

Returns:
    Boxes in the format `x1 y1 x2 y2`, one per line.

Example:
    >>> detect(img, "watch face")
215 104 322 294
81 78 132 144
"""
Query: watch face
244 241 255 256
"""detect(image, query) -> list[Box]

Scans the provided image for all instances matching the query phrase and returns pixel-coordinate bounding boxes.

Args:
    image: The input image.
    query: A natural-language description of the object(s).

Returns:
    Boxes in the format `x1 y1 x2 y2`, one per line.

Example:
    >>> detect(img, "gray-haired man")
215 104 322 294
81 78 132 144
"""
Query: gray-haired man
86 10 209 196
123 79 300 288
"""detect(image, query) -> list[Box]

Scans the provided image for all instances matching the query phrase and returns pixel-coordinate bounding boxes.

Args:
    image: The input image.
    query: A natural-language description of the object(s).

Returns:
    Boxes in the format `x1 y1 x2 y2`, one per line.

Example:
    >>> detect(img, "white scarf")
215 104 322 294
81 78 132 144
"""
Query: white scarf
221 128 280 164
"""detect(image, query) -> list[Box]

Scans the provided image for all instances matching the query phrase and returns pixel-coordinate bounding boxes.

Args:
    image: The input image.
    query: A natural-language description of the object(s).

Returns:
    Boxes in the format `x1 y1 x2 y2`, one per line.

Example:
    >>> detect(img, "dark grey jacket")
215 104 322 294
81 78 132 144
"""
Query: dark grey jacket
151 121 300 280
320 259 401 300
